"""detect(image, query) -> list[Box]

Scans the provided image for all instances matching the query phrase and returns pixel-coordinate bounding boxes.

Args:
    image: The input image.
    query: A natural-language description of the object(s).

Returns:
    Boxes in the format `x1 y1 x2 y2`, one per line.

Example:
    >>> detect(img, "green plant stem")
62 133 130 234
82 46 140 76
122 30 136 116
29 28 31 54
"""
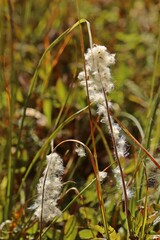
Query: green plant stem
5 0 16 220
140 168 148 239
149 16 160 109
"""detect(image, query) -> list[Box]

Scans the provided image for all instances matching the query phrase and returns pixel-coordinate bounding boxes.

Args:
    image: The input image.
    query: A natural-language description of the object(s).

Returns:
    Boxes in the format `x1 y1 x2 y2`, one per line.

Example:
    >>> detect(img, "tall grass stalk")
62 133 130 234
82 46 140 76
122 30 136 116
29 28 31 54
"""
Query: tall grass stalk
5 0 16 220
77 16 110 238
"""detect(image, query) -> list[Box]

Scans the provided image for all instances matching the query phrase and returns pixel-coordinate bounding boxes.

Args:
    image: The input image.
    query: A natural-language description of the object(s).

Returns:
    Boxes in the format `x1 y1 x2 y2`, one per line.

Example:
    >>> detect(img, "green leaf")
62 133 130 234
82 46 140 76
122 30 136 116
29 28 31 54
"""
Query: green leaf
91 225 104 234
43 95 52 127
56 78 67 104
108 225 121 240
79 229 97 239
64 215 77 240
79 207 96 223
16 88 24 102
26 222 38 234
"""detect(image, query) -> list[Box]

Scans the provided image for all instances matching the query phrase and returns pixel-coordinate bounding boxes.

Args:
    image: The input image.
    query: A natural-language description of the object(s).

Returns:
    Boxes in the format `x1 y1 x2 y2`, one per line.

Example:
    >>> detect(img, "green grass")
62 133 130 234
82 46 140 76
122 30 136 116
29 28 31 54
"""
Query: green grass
0 0 160 239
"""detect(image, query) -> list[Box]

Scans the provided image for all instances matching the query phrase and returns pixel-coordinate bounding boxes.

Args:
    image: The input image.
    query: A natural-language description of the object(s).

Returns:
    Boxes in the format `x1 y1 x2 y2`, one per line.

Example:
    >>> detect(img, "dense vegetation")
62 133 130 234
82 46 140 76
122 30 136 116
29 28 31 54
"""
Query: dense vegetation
0 0 160 239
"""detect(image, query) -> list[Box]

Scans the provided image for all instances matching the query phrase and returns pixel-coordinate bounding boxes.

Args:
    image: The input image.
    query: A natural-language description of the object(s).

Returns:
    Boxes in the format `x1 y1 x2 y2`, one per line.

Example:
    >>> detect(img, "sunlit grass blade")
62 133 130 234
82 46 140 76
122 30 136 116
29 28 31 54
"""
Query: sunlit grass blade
15 18 88 163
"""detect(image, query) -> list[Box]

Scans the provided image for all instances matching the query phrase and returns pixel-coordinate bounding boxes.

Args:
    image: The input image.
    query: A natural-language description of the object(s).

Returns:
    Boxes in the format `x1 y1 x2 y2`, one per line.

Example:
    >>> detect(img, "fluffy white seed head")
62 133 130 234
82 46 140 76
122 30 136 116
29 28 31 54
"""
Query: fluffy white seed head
85 45 115 68
78 44 115 105
78 44 127 159
29 152 64 222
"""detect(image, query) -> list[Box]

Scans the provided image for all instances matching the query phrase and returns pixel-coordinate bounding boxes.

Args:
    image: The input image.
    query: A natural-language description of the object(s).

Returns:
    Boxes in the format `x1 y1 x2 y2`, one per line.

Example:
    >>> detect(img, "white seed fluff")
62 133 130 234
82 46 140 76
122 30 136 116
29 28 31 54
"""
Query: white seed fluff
99 171 107 182
113 166 134 199
78 44 127 158
29 152 64 222
75 144 86 157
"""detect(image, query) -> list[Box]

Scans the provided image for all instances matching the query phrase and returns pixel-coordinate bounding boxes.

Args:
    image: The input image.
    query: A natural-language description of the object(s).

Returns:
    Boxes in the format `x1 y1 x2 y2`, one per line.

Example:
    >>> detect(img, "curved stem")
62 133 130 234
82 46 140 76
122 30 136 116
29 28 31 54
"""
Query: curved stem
15 19 88 165
53 139 97 175
15 105 89 199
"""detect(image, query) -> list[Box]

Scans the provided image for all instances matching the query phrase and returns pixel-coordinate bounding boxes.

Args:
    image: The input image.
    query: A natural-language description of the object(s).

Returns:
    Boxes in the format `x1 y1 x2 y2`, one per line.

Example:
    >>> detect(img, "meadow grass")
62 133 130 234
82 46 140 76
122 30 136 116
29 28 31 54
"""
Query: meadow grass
0 1 160 239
